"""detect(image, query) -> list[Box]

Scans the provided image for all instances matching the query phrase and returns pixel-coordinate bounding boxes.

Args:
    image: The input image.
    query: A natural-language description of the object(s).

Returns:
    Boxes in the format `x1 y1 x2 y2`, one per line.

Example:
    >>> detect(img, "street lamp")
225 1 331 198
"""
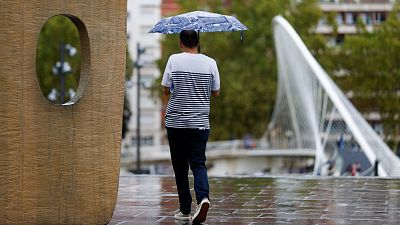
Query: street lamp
132 42 146 174
52 42 77 104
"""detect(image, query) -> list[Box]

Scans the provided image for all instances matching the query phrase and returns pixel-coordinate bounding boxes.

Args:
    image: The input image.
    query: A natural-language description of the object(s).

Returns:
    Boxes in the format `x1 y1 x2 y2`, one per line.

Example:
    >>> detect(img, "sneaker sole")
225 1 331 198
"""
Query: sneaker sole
175 217 191 221
174 215 191 221
192 202 209 224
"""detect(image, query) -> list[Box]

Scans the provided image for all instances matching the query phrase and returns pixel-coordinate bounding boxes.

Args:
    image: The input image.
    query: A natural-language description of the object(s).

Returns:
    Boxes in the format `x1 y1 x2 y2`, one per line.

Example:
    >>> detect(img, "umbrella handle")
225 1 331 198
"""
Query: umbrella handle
240 31 244 43
197 30 201 53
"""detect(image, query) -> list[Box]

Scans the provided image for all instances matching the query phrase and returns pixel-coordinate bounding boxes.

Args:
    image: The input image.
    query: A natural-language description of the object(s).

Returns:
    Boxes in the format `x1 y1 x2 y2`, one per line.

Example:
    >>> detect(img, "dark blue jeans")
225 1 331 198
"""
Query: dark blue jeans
166 127 210 215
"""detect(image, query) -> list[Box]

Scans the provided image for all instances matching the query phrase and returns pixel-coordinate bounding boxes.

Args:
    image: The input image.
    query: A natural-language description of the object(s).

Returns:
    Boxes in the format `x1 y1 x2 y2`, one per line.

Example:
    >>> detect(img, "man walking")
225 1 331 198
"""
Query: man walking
161 30 220 224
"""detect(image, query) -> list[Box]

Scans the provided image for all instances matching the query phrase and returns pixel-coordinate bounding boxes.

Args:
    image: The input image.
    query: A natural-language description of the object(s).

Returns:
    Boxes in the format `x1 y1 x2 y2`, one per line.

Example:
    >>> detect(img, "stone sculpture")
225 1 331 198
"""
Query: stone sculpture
0 1 127 224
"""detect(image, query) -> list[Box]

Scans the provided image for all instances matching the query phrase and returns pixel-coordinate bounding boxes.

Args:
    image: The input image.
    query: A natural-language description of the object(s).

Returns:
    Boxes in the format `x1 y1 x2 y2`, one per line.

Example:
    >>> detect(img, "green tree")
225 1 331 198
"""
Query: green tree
335 3 400 149
36 15 81 103
157 0 323 141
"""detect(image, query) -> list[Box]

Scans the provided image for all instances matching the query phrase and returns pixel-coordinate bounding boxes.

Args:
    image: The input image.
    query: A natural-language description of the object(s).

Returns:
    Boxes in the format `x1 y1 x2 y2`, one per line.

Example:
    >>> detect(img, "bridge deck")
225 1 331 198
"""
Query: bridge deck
109 174 400 224
121 148 316 164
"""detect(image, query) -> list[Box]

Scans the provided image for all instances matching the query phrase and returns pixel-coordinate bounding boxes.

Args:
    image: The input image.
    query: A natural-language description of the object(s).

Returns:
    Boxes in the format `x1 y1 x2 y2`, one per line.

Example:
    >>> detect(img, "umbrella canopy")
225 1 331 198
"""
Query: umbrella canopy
148 11 247 34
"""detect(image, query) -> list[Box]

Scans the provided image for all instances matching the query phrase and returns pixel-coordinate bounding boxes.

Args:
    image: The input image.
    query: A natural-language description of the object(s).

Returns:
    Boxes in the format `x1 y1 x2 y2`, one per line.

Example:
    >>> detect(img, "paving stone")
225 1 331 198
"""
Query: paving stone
109 175 400 225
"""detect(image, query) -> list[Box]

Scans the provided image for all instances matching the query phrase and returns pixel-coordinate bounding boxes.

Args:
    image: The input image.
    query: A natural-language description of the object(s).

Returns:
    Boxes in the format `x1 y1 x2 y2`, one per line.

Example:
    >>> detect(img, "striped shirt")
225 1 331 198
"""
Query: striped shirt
161 52 220 129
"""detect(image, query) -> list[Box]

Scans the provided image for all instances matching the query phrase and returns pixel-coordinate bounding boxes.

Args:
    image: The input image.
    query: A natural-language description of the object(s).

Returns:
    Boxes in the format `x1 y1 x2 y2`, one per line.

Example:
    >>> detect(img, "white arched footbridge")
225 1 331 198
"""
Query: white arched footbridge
269 15 400 176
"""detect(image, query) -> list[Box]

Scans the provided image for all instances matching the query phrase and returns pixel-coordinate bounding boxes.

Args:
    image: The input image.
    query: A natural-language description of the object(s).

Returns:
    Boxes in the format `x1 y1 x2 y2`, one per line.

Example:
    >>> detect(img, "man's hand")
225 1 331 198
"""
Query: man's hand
211 90 220 97
162 86 170 96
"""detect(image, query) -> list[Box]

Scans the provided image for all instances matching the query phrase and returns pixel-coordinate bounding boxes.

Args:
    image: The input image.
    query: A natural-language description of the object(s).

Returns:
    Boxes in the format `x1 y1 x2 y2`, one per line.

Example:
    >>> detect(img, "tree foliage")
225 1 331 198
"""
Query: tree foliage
157 0 323 141
334 3 400 148
36 15 81 103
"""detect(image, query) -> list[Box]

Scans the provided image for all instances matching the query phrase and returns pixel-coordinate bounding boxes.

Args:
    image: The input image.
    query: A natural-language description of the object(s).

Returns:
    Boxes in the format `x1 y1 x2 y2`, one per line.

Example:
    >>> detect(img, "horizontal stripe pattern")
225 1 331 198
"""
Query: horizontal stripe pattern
166 71 213 129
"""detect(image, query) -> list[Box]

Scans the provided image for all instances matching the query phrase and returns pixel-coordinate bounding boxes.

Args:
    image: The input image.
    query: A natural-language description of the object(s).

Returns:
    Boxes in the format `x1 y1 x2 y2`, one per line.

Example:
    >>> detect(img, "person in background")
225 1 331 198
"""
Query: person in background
161 30 220 224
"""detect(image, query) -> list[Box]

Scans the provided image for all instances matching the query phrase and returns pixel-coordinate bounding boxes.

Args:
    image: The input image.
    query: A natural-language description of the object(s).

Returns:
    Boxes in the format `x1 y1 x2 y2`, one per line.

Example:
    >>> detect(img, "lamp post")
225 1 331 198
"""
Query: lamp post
52 42 77 103
134 43 145 173
59 42 66 103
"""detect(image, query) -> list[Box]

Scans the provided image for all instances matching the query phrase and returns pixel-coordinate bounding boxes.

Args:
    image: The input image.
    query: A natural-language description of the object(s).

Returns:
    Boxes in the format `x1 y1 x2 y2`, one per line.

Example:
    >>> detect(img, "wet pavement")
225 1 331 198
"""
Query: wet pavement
109 175 400 225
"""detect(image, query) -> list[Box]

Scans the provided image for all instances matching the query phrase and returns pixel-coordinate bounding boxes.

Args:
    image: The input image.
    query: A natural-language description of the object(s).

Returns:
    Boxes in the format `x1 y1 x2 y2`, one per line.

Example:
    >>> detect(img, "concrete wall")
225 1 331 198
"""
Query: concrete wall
208 157 314 176
0 1 126 224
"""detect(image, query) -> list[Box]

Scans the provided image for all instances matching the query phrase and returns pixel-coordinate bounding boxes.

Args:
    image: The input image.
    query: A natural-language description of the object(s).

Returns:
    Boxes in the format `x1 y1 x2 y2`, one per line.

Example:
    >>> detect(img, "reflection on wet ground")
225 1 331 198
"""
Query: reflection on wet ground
109 175 400 224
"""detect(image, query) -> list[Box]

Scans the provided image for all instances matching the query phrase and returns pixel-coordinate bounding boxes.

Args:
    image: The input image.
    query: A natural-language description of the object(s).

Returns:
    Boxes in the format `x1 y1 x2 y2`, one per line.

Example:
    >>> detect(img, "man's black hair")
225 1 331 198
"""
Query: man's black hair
179 30 199 48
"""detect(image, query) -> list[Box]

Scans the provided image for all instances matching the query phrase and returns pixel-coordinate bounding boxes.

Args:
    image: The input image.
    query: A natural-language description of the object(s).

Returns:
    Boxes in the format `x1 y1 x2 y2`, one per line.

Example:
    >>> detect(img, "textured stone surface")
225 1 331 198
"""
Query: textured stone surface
0 1 126 224
110 175 400 225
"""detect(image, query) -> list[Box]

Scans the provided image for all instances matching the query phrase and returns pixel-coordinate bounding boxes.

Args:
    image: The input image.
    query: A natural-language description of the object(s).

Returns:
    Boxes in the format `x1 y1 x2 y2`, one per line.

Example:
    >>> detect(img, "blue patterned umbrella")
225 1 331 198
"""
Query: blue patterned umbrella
149 11 247 40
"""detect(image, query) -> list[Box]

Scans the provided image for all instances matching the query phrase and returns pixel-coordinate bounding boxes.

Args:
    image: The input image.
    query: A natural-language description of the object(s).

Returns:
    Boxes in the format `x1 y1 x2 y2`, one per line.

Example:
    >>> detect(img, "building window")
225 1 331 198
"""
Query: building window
335 34 344 45
352 13 358 25
141 5 156 15
336 13 343 25
319 16 327 26
131 136 154 146
360 13 367 25
345 12 353 25
366 13 372 25
376 12 386 24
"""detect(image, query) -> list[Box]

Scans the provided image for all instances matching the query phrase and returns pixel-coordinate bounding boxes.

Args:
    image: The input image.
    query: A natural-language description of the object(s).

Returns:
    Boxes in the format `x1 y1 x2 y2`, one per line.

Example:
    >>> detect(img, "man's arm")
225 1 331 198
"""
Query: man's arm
211 90 220 97
162 86 170 96
161 57 172 96
211 59 220 97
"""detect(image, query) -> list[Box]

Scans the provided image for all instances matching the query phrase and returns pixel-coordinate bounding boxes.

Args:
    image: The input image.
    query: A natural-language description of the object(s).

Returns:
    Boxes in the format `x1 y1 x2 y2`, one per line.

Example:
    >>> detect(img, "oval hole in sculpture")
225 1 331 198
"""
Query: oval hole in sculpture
36 14 89 105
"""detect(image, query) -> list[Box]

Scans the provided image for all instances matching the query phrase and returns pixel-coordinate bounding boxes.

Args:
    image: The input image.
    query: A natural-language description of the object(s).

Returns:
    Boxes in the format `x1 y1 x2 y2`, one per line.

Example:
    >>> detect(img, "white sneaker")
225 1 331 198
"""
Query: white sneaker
174 212 191 221
192 198 210 224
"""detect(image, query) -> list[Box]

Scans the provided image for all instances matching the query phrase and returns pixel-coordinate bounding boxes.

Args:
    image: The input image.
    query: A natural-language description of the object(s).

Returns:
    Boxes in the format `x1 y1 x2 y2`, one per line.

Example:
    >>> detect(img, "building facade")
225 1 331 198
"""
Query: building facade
316 0 395 44
125 0 162 150
161 0 180 16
